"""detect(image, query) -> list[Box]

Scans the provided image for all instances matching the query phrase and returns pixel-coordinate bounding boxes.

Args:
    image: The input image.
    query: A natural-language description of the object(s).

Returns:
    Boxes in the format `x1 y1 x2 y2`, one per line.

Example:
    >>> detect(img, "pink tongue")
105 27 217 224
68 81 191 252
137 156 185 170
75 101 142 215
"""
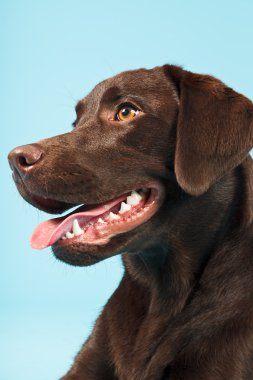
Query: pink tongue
31 195 126 250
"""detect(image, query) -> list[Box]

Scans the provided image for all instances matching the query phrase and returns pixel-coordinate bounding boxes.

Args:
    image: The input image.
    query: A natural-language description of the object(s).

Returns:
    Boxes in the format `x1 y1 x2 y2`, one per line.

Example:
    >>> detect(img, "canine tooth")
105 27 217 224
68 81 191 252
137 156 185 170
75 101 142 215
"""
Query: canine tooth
62 236 66 240
126 191 142 206
107 212 120 221
72 219 83 236
66 232 74 239
119 201 131 214
98 218 106 224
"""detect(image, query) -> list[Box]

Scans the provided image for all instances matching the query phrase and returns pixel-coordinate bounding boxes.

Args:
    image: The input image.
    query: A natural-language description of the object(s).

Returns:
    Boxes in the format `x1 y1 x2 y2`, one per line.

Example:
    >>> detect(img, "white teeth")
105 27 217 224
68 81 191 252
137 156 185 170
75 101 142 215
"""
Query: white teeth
60 190 146 242
119 201 131 214
72 219 83 236
107 212 120 221
126 191 142 206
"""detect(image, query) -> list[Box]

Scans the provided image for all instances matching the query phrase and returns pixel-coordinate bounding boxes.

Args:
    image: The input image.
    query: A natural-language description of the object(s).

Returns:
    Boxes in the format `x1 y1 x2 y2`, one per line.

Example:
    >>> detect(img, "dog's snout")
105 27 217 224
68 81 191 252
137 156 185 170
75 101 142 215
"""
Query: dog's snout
8 144 43 177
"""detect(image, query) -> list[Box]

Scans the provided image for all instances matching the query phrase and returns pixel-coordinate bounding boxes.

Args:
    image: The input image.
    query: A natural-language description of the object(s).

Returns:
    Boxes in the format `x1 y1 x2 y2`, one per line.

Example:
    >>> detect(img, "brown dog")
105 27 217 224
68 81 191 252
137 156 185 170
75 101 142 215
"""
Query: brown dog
8 65 253 379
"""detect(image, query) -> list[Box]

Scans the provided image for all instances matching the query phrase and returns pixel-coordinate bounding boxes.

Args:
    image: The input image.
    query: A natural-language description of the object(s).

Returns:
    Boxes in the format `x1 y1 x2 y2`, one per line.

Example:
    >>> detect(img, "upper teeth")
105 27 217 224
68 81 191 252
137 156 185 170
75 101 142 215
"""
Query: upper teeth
126 191 142 206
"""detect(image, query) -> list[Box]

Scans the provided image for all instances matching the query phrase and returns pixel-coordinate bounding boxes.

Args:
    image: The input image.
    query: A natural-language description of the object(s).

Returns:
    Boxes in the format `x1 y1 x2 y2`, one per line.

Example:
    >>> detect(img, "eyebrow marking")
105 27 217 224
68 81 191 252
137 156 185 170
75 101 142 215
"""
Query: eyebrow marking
100 88 146 108
99 86 125 105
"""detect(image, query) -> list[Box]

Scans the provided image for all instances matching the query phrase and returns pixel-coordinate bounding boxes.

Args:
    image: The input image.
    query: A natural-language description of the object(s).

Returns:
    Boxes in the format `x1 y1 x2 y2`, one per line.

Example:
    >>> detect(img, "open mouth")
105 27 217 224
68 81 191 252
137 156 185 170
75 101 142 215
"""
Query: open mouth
31 185 164 250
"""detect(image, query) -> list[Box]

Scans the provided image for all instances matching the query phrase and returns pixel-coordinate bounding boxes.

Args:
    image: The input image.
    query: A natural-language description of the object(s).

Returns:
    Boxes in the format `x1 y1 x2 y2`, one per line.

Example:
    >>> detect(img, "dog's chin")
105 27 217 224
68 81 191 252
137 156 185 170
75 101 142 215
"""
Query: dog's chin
51 230 141 266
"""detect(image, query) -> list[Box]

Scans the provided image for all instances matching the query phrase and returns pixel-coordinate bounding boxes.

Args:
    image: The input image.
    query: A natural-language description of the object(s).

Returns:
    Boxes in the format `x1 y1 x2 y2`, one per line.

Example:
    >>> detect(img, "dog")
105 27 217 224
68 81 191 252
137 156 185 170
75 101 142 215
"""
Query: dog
8 65 253 379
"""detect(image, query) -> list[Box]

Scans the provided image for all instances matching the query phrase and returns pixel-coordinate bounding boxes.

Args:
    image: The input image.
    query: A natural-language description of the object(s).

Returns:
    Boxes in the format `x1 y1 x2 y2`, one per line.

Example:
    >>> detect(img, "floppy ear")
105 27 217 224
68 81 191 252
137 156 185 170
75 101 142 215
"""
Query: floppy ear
165 65 253 196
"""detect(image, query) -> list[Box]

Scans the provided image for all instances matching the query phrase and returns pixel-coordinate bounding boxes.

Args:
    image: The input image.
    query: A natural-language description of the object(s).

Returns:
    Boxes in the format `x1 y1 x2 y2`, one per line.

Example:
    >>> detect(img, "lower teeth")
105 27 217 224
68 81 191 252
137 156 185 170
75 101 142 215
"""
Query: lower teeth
61 189 148 241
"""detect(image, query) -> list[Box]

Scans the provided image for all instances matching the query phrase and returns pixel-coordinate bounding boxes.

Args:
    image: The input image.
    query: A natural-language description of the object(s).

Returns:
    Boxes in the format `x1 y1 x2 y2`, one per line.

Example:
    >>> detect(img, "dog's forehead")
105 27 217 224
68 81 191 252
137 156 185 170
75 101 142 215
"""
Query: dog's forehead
104 67 169 91
78 66 172 112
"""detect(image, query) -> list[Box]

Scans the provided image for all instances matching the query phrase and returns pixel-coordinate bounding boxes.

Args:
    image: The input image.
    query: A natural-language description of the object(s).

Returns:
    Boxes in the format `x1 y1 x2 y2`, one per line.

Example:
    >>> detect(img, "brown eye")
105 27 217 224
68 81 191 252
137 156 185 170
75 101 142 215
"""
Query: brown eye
116 106 139 121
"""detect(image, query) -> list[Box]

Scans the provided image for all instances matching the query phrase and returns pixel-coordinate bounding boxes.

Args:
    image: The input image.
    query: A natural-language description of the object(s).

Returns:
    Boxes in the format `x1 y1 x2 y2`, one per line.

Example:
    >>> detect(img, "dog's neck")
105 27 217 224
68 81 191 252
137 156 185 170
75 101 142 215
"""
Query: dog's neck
123 156 253 313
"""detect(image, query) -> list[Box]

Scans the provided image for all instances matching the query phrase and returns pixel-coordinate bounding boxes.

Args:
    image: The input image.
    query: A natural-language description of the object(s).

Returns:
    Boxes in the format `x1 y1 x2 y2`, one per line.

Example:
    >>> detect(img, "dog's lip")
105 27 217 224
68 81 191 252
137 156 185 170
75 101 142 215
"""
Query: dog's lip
30 183 165 250
12 178 79 214
30 195 78 214
55 184 164 249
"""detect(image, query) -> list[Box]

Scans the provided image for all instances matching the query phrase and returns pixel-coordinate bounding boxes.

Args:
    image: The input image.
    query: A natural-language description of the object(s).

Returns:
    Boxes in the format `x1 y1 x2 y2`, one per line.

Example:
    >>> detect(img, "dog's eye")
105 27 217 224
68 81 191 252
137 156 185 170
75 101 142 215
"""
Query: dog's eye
116 106 139 121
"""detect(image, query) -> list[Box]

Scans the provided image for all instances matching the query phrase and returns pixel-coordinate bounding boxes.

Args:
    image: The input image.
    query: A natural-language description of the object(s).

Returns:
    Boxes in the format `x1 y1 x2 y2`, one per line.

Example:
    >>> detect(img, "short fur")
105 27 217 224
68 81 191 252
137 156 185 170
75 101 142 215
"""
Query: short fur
8 65 253 379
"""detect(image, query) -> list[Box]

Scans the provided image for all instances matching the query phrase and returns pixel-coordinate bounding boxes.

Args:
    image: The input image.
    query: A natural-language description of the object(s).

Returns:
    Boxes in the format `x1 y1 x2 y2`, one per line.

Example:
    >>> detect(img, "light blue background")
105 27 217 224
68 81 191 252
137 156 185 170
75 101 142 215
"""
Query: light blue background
1 1 253 379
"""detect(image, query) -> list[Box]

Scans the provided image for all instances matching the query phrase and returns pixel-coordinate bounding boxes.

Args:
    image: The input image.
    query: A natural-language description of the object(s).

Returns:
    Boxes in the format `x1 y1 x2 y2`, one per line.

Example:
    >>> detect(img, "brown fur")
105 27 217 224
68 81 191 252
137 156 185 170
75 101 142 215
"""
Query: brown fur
8 65 253 379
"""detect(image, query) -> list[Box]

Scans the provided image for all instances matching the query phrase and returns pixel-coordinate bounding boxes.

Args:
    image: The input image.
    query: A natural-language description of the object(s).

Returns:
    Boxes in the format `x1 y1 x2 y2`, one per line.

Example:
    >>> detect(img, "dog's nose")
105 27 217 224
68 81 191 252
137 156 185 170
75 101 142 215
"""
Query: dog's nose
8 144 43 178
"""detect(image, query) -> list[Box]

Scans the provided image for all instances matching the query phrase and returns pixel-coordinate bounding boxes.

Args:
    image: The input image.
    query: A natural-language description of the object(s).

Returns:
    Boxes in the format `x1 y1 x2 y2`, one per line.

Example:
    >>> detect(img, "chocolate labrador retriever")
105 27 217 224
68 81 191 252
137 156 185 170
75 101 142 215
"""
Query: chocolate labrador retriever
8 65 253 379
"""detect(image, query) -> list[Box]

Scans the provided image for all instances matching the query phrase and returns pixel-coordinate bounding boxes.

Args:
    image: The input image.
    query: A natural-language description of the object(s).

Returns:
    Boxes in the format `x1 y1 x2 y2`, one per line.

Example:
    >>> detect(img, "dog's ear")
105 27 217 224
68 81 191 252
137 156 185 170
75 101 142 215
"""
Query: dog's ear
164 65 253 195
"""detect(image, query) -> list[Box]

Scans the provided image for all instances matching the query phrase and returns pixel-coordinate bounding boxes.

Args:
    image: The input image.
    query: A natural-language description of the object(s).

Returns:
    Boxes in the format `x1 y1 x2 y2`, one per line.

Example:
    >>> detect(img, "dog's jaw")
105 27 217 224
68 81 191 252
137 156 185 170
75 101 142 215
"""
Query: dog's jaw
29 182 165 266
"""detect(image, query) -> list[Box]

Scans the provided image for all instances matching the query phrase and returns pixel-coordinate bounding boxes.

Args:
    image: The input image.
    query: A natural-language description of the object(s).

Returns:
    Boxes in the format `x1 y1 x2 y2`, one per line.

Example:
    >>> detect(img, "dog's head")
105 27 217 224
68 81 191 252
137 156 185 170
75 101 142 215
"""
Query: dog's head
8 65 253 266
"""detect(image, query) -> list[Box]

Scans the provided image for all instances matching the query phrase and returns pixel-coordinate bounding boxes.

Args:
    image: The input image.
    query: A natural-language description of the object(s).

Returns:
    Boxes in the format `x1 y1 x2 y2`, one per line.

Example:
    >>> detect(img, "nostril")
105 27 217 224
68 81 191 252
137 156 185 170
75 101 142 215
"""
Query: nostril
18 155 30 167
8 144 43 176
17 151 42 167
